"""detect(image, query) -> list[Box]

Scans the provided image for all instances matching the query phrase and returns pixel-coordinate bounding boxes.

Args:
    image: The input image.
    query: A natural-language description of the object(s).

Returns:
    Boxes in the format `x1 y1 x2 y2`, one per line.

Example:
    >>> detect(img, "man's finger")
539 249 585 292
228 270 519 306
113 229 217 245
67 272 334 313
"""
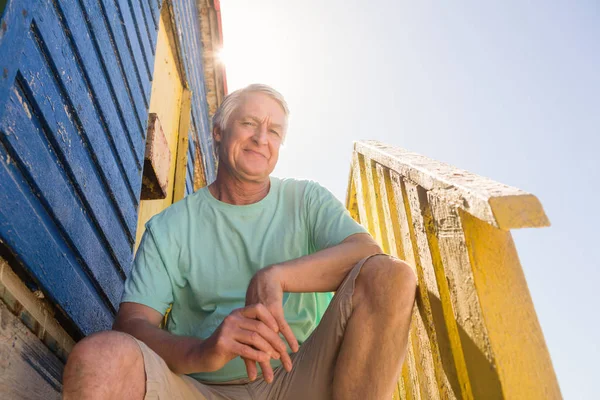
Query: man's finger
238 319 285 356
238 318 293 372
260 361 274 384
240 304 279 333
235 329 278 359
276 314 299 353
243 358 258 381
231 342 270 363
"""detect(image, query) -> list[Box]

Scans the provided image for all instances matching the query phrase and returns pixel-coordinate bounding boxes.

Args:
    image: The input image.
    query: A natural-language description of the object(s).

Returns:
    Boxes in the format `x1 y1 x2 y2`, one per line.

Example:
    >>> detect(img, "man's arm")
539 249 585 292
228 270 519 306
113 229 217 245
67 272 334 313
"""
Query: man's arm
113 302 287 378
113 302 204 374
264 232 382 293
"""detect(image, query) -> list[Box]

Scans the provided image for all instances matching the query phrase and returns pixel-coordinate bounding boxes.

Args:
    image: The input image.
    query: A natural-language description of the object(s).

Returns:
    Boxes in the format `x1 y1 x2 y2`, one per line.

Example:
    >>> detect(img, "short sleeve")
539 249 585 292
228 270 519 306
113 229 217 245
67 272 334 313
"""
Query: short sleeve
121 226 174 315
305 181 369 252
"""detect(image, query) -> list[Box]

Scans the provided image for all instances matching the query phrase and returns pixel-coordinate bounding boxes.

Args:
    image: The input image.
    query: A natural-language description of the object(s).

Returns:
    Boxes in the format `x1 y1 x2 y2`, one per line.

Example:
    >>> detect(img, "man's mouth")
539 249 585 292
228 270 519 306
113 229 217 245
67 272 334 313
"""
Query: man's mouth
244 149 267 159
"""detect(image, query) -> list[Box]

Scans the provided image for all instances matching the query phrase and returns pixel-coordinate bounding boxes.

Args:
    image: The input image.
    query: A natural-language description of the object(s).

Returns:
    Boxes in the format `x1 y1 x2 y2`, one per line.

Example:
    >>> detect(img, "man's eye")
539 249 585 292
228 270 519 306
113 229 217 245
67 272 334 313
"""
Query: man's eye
269 129 280 136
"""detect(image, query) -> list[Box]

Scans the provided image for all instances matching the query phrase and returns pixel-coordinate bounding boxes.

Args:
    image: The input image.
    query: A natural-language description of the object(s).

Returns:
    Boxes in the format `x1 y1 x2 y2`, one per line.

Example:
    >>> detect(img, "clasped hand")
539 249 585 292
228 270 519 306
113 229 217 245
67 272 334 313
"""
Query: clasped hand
200 266 299 383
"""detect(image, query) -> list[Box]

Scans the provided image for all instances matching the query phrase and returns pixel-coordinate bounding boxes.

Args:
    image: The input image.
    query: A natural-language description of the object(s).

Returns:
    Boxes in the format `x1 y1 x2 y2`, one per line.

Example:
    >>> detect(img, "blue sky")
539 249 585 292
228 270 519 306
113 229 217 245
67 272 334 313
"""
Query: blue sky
220 1 599 397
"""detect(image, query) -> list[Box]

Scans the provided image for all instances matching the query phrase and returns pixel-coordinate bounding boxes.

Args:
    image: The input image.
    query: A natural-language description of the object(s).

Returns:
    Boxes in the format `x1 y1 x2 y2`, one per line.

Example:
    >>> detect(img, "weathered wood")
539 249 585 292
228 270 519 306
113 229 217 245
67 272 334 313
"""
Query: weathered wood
403 179 456 399
363 158 385 248
461 211 562 399
345 162 360 223
351 152 372 232
141 113 172 200
389 172 439 400
403 340 422 400
193 124 208 191
413 187 476 400
428 195 499 399
354 141 550 230
170 0 218 181
173 88 192 203
135 6 185 249
0 258 75 363
0 301 63 399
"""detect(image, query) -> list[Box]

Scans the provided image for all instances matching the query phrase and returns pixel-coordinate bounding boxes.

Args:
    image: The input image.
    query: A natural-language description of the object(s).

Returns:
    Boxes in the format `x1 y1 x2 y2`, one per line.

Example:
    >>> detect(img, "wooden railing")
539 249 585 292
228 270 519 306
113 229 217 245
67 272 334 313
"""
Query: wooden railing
346 141 561 400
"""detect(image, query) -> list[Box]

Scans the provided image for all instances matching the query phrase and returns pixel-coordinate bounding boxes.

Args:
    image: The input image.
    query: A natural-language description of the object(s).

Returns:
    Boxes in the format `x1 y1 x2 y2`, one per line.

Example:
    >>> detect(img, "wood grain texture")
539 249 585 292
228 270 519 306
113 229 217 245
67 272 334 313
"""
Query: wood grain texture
461 211 562 399
0 258 75 362
173 88 192 203
355 141 550 230
170 0 217 182
0 0 160 334
0 301 63 400
135 5 184 249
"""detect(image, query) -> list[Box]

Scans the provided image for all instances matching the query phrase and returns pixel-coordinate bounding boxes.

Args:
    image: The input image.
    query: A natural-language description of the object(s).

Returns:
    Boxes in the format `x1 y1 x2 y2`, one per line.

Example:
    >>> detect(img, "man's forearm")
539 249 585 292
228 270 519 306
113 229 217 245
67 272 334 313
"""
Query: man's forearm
273 233 382 293
113 317 205 375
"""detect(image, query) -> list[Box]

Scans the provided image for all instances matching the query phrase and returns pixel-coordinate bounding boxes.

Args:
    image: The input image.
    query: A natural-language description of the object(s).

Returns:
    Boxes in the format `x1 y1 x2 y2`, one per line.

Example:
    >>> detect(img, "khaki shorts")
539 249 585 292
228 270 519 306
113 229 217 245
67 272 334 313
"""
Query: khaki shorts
133 256 373 400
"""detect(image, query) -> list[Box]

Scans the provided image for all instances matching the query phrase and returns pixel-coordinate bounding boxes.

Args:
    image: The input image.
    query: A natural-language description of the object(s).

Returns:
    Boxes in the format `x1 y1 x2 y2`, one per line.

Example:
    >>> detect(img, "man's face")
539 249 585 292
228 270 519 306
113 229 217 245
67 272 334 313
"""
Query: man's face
215 92 285 182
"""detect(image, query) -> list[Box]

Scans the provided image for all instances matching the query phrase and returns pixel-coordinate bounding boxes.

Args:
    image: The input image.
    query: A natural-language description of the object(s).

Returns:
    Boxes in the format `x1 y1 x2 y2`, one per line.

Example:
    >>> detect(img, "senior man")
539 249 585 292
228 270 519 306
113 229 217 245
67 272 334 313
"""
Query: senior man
63 84 417 399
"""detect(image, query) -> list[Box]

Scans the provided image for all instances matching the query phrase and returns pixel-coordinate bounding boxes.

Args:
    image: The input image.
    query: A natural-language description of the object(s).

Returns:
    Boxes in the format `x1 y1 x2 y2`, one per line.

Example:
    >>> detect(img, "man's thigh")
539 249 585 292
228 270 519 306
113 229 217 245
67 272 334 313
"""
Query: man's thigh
131 336 249 400
249 255 375 400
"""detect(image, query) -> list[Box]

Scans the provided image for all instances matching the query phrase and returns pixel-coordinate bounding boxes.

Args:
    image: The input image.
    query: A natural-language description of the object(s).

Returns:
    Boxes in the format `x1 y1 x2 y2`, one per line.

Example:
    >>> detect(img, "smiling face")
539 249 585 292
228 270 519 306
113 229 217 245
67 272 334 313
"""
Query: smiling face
214 91 286 183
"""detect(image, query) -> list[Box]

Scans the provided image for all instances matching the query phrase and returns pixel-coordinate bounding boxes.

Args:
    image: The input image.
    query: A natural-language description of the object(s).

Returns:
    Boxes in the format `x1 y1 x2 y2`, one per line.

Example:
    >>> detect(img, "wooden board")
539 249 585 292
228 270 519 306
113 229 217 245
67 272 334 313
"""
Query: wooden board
0 0 161 335
354 141 550 230
0 301 63 400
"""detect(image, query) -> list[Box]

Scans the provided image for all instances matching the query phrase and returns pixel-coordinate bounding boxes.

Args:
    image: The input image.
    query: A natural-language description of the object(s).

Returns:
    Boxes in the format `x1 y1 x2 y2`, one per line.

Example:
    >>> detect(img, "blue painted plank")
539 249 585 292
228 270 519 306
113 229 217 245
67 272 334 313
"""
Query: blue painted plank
147 0 159 31
137 0 156 53
104 0 151 108
1 80 124 308
0 140 114 335
19 25 135 264
170 1 216 181
99 0 150 130
29 4 138 243
71 0 146 166
0 0 37 119
123 0 153 84
48 0 142 199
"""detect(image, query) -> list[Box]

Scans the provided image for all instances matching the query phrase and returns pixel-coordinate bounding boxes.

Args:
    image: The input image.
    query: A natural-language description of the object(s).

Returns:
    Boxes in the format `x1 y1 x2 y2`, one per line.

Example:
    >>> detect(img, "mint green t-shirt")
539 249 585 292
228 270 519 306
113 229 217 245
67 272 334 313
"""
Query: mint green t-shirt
121 177 367 382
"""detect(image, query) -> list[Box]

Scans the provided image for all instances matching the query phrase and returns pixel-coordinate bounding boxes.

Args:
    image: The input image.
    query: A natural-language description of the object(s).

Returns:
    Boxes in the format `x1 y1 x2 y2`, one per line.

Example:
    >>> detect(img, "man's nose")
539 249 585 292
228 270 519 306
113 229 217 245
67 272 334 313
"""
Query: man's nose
252 124 268 145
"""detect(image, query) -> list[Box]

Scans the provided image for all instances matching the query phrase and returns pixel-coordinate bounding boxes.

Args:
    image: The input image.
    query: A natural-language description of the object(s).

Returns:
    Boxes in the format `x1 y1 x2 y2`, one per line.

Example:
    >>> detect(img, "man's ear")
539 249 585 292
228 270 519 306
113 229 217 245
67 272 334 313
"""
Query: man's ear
213 125 222 143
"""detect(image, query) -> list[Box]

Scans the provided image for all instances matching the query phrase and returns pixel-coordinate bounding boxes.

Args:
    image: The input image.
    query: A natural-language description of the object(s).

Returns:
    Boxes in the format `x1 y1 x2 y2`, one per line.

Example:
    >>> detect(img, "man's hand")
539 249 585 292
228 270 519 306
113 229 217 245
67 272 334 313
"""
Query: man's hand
245 267 299 381
197 304 290 382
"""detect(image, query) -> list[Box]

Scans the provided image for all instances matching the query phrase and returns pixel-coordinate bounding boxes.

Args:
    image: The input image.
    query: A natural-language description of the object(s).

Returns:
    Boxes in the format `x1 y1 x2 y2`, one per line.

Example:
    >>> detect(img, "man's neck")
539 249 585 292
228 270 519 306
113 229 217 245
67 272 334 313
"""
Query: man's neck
208 166 270 205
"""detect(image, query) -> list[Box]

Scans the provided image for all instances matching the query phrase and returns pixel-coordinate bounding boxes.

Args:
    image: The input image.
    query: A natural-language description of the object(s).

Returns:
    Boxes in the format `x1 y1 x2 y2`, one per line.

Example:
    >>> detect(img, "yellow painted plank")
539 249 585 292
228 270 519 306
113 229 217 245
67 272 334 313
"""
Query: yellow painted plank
193 131 208 191
173 88 192 203
403 179 457 399
402 341 421 400
428 194 500 399
135 8 185 249
354 141 550 230
351 152 372 233
363 157 384 246
345 163 360 223
461 211 562 399
418 195 476 400
389 173 440 400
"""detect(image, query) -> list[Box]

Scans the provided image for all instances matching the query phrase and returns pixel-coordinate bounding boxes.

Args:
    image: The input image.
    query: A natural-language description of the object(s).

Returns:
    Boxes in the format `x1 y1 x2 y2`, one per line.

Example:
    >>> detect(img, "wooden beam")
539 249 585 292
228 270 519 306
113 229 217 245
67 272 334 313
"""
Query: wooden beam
461 211 562 399
173 88 192 203
0 258 75 363
0 301 63 399
354 141 550 230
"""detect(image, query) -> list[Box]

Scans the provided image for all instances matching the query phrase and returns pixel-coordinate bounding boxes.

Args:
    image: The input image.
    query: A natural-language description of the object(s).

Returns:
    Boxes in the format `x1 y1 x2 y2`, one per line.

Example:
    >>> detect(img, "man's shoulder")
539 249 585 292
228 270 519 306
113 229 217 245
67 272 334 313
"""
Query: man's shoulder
145 188 204 231
275 177 325 196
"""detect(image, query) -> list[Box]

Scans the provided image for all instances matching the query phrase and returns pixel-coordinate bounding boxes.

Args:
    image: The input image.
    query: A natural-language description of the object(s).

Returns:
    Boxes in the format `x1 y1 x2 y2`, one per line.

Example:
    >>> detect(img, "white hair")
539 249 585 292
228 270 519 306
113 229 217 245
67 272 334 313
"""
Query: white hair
212 84 290 142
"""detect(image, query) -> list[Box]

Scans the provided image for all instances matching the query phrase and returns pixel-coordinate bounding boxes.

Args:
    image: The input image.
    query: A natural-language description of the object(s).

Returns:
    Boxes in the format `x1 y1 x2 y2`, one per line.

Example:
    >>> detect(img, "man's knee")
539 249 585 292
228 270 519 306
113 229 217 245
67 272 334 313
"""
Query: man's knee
354 254 417 314
65 330 143 379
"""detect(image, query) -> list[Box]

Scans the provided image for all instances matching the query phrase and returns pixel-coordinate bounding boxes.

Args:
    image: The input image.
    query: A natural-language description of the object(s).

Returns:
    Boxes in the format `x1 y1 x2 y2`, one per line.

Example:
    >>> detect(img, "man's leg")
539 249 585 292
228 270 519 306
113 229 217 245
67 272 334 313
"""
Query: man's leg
63 331 146 399
333 254 417 400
